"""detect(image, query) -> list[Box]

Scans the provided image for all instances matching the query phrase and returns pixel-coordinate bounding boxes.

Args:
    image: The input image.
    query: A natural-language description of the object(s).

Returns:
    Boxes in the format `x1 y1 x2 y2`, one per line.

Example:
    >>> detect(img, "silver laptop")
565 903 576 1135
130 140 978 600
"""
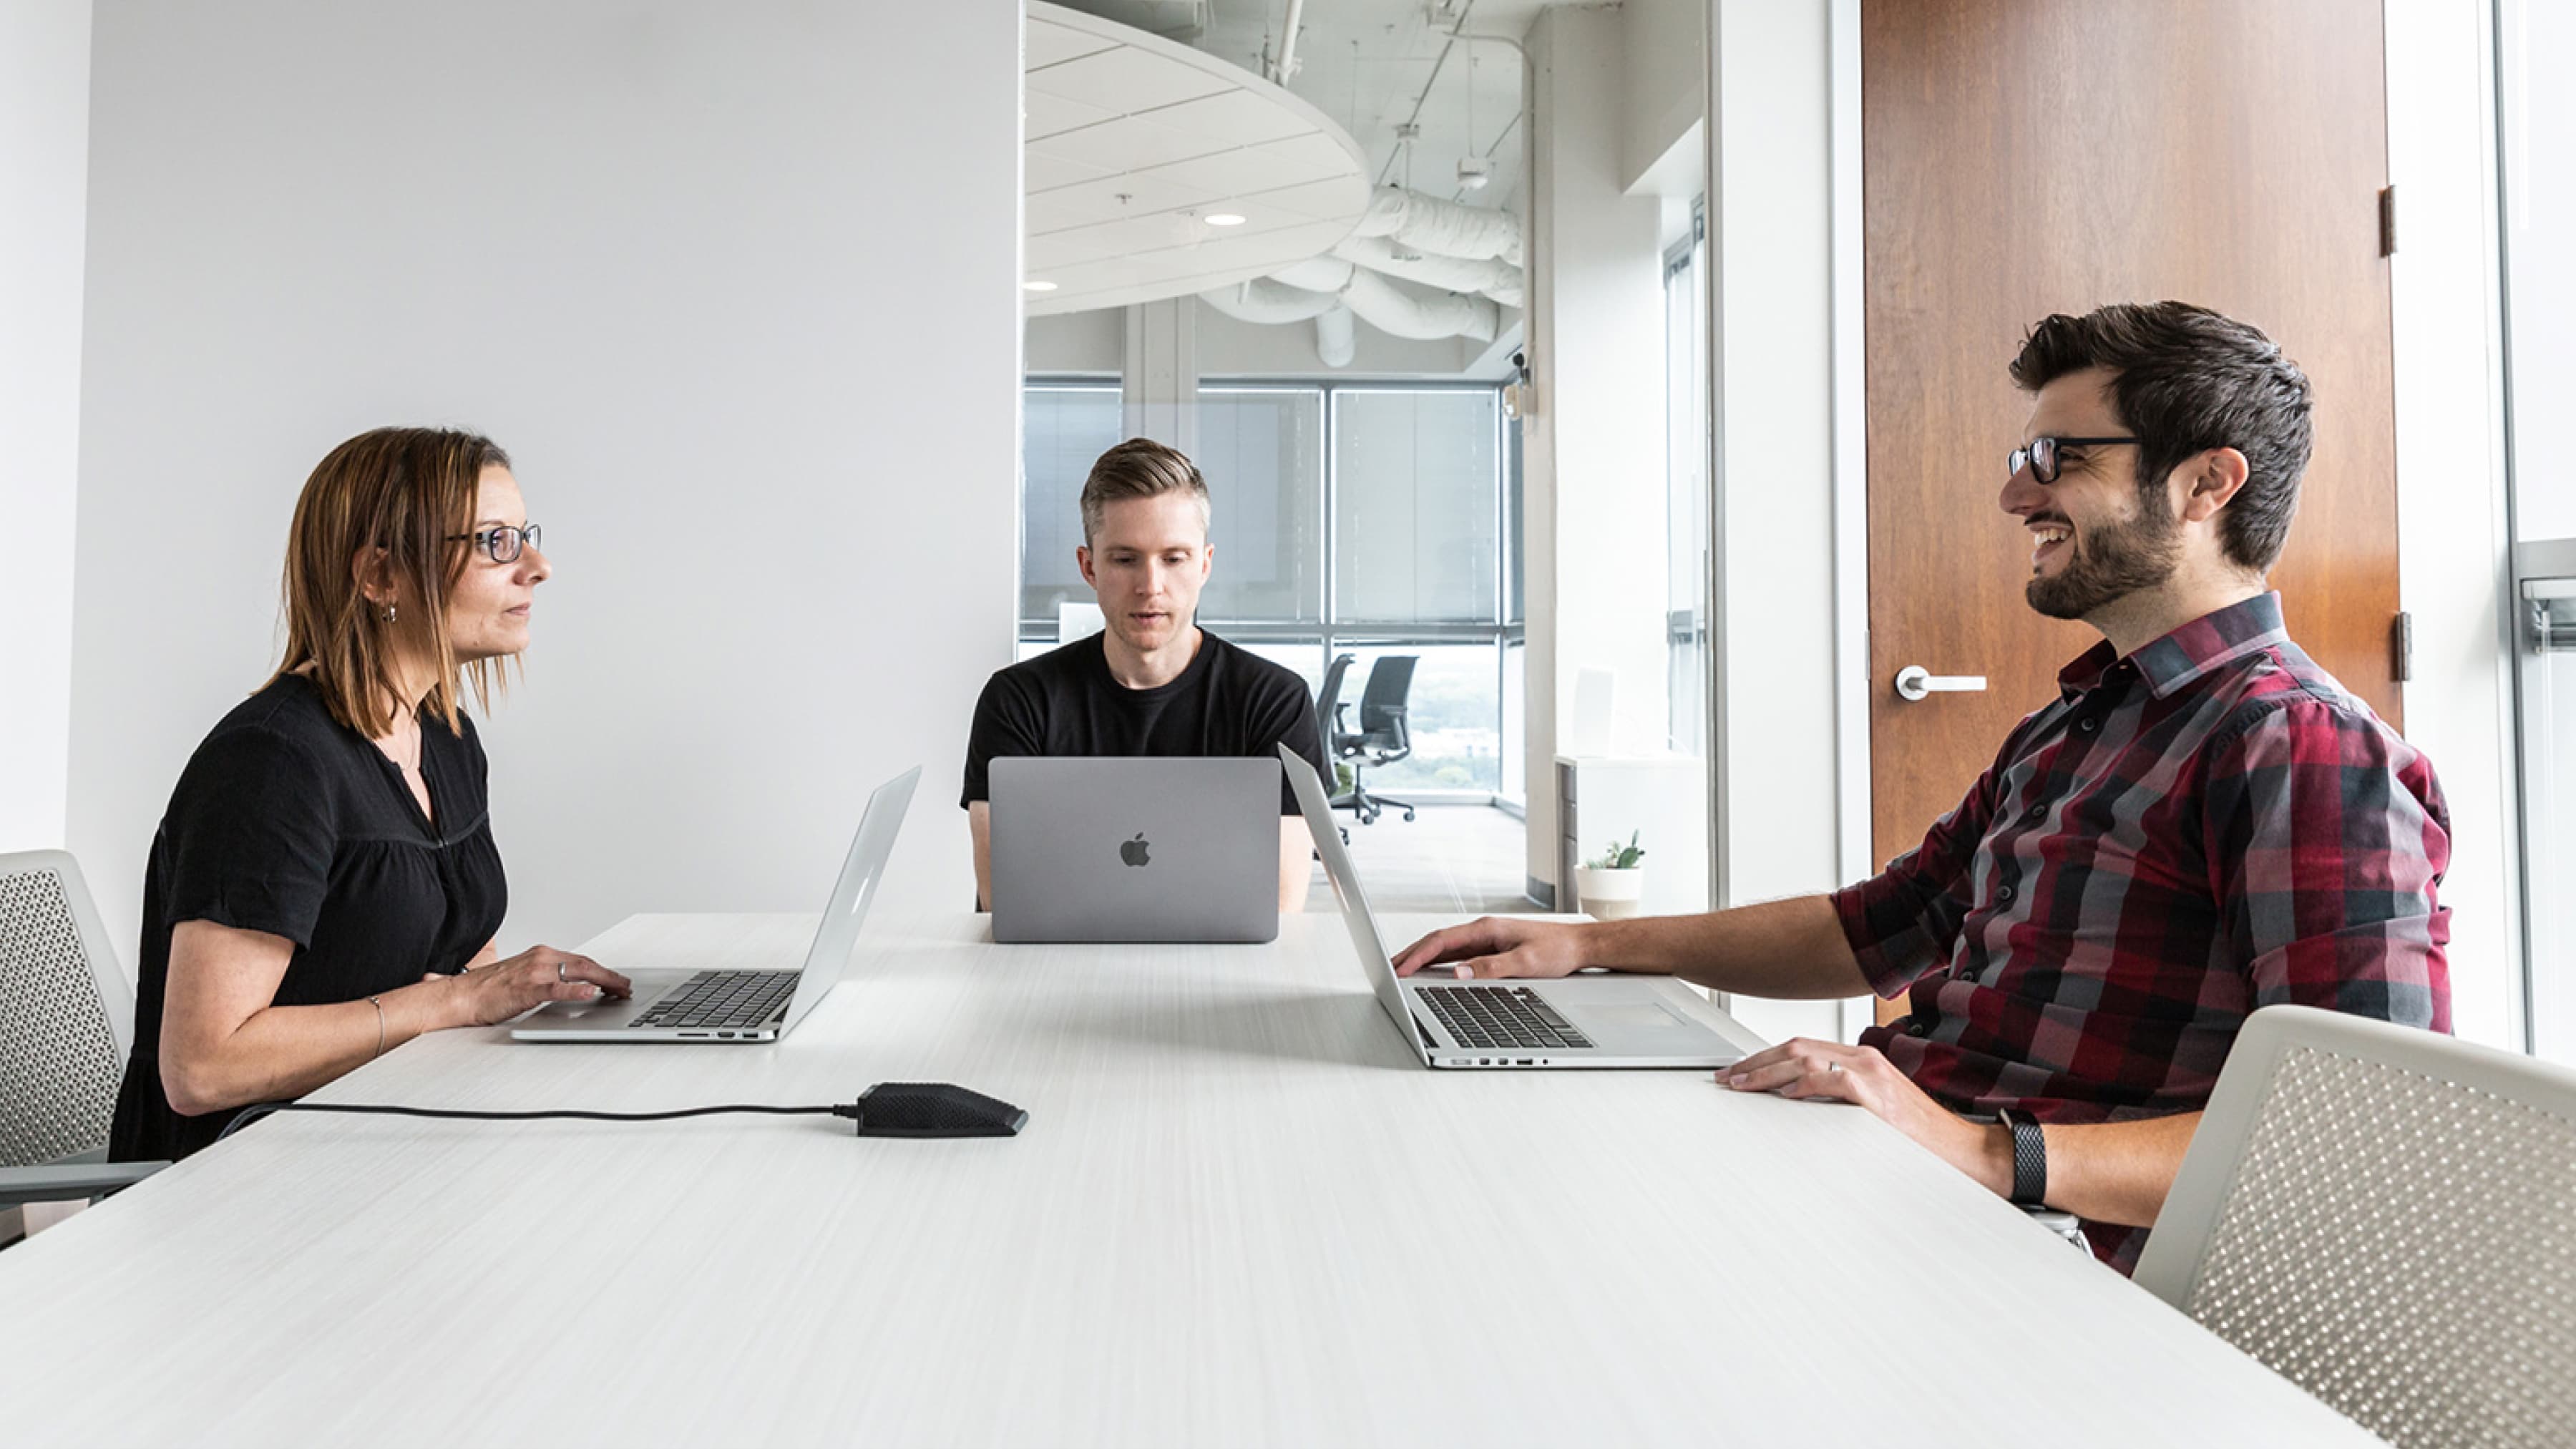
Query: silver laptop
990 756 1279 944
512 766 920 1042
1280 745 1745 1070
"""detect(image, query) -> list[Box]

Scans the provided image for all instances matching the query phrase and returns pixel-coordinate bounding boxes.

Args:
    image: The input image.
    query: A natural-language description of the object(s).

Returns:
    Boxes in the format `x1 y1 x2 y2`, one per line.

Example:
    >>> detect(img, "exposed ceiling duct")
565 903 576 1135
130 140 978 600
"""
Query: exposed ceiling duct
1312 303 1355 369
1268 254 1354 293
1199 276 1342 323
1332 234 1521 307
1348 185 1523 268
1340 267 1499 343
1196 183 1520 364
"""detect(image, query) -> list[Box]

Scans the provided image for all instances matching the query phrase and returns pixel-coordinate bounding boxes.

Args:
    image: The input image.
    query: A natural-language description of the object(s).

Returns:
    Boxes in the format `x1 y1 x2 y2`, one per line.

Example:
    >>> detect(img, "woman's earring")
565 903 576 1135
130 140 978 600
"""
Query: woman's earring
383 603 397 625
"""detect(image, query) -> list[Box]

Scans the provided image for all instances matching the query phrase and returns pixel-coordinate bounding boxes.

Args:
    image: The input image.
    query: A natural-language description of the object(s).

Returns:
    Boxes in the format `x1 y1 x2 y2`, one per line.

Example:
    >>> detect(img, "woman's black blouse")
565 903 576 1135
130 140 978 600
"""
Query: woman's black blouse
109 675 506 1161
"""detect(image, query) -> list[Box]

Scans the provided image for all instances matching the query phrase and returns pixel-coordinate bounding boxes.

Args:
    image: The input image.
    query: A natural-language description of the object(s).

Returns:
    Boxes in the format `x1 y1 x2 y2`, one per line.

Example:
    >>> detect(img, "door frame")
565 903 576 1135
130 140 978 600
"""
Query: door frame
1827 0 1873 1041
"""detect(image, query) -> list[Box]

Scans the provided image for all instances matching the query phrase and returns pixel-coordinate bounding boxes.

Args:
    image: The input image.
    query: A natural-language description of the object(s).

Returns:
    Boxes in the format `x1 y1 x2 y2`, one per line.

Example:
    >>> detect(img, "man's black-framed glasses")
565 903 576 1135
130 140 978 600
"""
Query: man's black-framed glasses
2007 436 2138 485
449 523 542 564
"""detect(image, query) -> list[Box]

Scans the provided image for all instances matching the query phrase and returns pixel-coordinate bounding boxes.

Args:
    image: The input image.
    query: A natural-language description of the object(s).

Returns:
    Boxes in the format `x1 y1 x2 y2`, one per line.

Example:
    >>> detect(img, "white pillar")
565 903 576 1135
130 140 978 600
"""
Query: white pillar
1122 298 1199 457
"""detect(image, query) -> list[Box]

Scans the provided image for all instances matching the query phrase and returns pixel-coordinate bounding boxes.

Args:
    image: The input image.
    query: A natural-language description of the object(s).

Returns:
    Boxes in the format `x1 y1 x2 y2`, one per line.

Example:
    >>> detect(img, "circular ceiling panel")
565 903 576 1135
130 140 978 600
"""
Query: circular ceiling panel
1024 2 1370 316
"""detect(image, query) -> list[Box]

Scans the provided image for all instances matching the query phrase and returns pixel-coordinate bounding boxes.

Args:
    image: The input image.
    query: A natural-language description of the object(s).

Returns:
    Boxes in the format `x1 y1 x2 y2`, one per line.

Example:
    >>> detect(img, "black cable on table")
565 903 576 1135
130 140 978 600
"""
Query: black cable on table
215 1099 841 1142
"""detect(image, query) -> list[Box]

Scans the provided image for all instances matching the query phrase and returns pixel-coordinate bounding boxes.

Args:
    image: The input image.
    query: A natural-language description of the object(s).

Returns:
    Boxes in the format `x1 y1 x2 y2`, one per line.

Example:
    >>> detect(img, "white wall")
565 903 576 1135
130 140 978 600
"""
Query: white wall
2384 0 2524 1052
1622 0 1704 194
1523 4 1674 897
1707 0 1844 1047
67 0 1022 959
0 0 91 856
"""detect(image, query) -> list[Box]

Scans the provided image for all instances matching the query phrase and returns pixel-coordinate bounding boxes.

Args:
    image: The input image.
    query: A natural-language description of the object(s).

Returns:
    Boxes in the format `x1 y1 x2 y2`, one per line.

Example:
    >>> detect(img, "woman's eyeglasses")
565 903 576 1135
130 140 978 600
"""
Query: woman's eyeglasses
448 523 542 564
2006 436 2137 485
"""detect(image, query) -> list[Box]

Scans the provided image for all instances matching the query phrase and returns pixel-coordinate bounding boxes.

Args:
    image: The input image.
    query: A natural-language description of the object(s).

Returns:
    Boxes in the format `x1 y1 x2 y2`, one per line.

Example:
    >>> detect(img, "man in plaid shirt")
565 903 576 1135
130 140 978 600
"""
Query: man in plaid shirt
1393 302 2450 1273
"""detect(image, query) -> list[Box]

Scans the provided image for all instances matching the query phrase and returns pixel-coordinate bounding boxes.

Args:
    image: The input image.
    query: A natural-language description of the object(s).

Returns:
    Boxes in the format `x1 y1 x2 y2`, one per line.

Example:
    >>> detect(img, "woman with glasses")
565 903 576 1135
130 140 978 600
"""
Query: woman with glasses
109 427 632 1161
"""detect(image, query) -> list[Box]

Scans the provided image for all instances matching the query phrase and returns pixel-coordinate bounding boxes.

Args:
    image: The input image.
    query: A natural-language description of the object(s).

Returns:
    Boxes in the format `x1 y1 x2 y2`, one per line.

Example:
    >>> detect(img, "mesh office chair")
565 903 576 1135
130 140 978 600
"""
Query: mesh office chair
2135 1004 2576 1449
1 851 165 1217
1324 654 1416 826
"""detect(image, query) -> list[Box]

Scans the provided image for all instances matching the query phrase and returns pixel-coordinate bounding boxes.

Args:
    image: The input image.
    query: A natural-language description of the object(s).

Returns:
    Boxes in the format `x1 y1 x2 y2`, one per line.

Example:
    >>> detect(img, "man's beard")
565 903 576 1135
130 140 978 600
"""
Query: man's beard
2025 492 2182 620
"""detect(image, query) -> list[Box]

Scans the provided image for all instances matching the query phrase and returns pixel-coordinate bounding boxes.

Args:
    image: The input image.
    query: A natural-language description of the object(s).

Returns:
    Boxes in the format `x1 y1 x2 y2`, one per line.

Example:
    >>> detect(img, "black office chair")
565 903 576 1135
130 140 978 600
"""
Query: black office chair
1323 654 1417 826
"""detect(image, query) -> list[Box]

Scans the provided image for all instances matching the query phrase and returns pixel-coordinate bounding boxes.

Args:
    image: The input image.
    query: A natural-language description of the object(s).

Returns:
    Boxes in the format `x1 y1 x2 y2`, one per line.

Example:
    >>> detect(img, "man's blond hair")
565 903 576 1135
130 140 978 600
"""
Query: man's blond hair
1079 437 1211 544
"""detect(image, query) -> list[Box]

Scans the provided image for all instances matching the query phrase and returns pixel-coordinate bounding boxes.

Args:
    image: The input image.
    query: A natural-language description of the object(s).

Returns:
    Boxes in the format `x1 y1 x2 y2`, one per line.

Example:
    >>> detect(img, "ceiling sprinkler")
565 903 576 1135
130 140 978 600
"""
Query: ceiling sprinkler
1456 156 1491 191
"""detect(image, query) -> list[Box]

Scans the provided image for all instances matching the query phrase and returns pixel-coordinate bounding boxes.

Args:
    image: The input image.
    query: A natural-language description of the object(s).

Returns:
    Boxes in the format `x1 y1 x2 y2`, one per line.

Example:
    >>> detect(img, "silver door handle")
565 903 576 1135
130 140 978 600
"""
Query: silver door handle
1894 665 1988 702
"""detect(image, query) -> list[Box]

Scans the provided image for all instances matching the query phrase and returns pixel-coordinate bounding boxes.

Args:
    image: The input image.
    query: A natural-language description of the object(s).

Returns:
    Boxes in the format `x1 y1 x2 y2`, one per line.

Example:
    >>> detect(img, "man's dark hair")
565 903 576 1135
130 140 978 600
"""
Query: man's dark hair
2009 302 2313 572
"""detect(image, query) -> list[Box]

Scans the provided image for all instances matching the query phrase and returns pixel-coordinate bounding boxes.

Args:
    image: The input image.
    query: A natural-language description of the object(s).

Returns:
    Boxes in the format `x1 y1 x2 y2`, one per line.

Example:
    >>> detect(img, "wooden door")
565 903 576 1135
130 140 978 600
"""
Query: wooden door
1860 1 2402 974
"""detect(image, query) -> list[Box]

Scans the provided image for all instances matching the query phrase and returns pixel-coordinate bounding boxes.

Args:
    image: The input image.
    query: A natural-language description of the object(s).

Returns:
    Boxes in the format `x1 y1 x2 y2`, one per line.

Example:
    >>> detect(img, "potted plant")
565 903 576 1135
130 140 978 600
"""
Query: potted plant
1575 831 1646 920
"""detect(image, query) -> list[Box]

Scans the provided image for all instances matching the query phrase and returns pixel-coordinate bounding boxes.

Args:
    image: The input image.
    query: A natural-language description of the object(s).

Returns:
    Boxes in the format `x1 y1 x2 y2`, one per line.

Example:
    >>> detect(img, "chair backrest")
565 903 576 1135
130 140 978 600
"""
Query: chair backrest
1317 652 1356 745
2135 1004 2576 1449
1356 655 1417 741
0 851 135 1169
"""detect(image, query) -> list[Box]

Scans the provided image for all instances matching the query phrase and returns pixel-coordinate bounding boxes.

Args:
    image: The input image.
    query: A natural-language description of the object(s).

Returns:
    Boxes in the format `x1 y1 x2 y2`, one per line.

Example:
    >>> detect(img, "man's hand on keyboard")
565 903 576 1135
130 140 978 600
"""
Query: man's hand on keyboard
1392 917 1587 981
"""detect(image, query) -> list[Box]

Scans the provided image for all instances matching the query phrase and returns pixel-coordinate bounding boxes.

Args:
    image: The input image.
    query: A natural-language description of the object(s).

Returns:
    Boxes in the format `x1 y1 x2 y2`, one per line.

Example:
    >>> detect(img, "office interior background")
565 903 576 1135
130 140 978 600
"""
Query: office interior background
4 1 2576 1440
0 3 2562 1111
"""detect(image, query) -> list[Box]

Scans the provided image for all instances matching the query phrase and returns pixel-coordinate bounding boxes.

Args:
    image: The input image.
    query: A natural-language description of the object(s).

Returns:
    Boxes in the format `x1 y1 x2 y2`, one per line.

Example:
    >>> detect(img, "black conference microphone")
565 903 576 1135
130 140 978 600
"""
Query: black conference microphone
841 1082 1028 1138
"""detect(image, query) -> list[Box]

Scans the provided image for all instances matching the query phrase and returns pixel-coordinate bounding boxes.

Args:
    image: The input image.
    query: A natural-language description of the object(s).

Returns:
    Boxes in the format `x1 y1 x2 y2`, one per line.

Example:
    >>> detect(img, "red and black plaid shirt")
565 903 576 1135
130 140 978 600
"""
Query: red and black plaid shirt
1831 593 2451 1273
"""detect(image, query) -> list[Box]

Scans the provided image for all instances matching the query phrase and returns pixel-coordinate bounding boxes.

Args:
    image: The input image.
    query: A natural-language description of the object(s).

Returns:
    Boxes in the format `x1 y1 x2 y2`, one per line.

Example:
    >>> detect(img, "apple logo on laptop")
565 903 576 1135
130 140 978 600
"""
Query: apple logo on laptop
1121 832 1151 867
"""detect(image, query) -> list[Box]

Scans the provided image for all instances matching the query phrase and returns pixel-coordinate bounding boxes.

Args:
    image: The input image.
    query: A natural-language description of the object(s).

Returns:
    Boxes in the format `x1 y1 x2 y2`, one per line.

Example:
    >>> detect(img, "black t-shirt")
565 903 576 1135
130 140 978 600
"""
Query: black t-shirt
109 674 507 1162
962 630 1327 814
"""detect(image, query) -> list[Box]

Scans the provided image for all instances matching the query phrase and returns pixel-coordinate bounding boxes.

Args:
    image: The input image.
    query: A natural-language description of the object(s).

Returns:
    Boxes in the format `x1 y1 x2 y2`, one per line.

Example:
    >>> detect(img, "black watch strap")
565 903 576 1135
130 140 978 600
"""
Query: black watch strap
2000 1109 2048 1206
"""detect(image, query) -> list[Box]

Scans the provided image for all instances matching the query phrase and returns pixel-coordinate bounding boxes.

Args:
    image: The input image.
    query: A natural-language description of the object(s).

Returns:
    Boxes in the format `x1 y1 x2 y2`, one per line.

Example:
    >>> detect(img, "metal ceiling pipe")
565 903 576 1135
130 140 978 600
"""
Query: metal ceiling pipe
1270 0 1307 83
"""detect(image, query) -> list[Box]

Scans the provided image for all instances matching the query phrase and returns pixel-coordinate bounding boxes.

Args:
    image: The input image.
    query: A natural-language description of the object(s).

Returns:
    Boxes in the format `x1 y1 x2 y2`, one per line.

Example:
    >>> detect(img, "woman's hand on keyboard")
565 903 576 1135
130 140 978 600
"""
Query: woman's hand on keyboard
443 947 633 1026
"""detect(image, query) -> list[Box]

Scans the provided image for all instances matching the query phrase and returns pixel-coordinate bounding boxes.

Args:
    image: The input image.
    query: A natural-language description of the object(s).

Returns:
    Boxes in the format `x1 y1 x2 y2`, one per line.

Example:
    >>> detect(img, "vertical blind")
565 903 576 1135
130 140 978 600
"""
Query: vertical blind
1196 388 1324 624
1332 389 1503 625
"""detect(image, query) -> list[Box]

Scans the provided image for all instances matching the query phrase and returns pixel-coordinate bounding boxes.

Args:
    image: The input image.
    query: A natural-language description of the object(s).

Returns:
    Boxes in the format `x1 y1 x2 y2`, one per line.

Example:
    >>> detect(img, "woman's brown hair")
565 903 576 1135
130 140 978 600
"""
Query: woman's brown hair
270 426 511 738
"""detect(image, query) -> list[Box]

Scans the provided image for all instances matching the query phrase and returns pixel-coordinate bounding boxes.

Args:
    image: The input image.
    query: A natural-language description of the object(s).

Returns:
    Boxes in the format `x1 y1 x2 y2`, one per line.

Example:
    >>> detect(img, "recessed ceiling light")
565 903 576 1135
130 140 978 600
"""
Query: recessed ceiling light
1023 280 1058 292
1205 213 1247 227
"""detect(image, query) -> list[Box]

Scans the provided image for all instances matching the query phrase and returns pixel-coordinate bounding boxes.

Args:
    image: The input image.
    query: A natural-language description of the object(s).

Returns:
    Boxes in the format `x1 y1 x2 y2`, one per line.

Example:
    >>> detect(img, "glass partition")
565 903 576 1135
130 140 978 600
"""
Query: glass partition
2501 0 2576 1061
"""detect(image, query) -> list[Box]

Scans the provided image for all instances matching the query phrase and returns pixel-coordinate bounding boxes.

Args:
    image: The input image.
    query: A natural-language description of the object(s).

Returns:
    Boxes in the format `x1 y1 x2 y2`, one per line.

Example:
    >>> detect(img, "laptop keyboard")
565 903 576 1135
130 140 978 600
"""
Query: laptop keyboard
1418 985 1594 1051
630 970 800 1030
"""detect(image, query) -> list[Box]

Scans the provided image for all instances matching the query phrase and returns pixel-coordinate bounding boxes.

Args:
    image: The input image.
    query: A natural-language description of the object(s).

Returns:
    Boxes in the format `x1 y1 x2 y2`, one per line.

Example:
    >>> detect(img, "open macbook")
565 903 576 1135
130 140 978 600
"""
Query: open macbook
1279 744 1745 1070
511 766 919 1043
989 756 1281 944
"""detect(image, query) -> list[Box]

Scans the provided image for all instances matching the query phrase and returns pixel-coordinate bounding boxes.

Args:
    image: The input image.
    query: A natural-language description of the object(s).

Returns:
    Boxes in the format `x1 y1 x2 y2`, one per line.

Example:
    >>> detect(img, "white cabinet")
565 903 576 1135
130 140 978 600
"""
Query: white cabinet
1553 754 1709 916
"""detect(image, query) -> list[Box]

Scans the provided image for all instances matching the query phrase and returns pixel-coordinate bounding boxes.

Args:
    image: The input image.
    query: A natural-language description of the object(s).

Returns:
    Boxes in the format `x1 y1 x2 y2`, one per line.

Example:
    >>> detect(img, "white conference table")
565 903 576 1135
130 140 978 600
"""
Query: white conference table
0 912 2371 1446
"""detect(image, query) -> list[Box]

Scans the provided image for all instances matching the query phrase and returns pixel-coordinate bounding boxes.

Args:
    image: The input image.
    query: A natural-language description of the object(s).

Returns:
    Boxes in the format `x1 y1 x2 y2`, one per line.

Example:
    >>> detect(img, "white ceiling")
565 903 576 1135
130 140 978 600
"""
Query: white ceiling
1063 0 1547 210
1025 5 1372 315
1028 1 1553 316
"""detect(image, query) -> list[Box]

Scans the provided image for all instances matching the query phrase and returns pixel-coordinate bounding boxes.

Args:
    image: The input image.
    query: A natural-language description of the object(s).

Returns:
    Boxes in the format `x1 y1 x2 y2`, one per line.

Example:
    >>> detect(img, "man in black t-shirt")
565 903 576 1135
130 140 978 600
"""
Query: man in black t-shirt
965 437 1328 912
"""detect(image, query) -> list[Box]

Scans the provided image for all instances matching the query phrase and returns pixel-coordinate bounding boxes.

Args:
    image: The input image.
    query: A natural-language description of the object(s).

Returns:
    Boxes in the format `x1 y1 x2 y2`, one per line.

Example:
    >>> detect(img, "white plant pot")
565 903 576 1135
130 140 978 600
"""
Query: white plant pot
1575 865 1645 920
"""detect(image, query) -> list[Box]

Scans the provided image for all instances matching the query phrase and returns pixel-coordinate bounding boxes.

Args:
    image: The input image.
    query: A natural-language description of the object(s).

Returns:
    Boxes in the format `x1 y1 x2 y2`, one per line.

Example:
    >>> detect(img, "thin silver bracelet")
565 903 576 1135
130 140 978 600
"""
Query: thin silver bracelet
369 995 386 1059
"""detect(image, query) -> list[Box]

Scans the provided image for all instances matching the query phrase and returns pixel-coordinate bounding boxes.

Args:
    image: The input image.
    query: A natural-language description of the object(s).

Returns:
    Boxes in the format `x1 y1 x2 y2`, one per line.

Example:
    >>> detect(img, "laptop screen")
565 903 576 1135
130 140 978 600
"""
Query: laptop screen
778 766 919 1035
1277 745 1428 1063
